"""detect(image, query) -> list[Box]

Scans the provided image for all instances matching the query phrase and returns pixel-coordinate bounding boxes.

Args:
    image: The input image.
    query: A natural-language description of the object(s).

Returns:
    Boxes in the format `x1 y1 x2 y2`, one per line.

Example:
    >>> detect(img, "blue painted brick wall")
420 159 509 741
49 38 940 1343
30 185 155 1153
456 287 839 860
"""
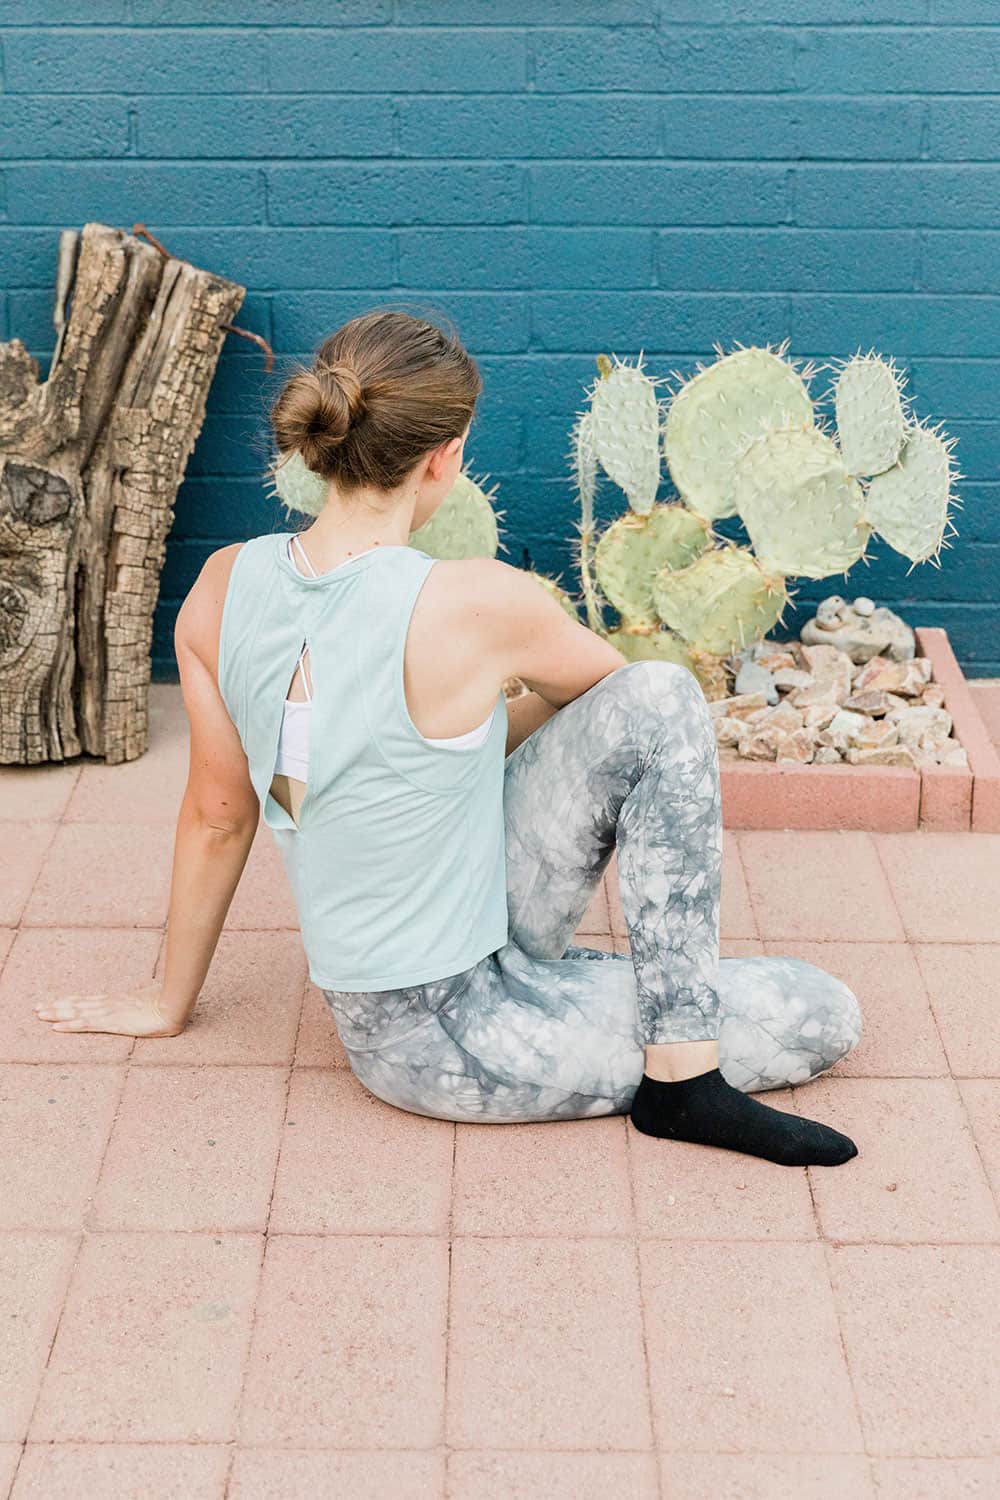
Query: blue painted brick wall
1 0 997 676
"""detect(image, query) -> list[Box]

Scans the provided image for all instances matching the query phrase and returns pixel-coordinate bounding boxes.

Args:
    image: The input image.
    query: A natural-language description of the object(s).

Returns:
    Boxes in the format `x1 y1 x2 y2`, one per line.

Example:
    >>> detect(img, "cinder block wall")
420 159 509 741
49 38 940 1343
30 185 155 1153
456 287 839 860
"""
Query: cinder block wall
1 1 997 676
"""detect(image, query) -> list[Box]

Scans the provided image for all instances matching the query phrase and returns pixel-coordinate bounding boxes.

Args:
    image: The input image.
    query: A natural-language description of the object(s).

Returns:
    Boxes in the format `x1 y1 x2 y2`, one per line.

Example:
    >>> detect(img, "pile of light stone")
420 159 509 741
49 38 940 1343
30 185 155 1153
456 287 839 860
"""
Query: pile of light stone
711 598 966 770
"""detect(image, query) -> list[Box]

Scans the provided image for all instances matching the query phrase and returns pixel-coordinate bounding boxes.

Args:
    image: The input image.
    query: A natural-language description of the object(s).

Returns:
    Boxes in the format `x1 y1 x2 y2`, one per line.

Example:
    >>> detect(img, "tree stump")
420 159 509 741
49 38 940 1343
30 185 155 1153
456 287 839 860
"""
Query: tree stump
0 221 245 765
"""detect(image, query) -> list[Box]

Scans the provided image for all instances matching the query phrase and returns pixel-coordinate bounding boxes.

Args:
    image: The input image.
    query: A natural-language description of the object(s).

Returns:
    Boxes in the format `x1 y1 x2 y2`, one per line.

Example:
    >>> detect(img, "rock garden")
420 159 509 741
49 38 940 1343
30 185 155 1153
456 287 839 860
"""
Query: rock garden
713 597 965 772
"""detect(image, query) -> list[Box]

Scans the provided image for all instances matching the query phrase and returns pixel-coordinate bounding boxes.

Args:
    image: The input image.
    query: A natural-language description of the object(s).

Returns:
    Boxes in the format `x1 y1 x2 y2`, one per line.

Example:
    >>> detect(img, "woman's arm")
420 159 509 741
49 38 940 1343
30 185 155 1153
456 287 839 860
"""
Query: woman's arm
476 562 628 739
157 545 262 1028
461 560 628 755
34 545 259 1037
504 690 558 756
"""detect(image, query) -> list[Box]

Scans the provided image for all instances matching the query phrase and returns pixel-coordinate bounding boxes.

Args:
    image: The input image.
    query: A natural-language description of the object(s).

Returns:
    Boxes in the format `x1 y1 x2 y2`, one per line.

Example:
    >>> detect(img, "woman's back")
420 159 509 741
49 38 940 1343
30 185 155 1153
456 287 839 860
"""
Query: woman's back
217 531 511 993
270 531 497 825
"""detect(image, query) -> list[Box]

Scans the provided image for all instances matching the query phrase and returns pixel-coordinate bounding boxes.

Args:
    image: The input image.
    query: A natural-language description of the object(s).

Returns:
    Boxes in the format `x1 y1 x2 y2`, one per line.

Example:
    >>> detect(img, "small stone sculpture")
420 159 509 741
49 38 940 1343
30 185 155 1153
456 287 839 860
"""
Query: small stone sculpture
799 595 916 663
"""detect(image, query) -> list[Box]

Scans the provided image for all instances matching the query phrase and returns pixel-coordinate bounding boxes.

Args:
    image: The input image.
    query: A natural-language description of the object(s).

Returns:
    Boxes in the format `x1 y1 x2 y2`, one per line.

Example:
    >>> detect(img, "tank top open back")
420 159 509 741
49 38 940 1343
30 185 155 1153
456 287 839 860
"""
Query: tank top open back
274 532 496 782
218 533 510 992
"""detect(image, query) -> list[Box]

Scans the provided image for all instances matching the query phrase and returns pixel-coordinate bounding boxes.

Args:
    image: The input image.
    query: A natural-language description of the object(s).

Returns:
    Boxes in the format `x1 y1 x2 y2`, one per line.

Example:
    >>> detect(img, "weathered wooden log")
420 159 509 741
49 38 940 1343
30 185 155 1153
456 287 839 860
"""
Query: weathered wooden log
0 222 245 764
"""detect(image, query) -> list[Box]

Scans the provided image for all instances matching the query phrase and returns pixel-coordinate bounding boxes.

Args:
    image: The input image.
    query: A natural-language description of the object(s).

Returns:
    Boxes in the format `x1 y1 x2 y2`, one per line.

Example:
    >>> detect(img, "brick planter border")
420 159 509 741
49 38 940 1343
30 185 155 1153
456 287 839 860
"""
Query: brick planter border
719 627 1000 834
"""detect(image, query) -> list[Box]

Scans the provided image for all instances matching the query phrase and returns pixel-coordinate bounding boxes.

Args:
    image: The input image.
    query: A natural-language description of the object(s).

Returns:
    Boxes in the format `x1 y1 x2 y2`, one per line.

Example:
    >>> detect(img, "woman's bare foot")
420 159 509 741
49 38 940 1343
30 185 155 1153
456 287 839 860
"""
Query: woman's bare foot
34 980 186 1037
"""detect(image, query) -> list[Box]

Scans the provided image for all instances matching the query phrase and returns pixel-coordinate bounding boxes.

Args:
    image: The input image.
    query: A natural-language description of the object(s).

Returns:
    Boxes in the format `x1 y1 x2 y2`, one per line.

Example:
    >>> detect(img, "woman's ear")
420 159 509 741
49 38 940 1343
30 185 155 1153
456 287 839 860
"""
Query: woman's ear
428 433 463 479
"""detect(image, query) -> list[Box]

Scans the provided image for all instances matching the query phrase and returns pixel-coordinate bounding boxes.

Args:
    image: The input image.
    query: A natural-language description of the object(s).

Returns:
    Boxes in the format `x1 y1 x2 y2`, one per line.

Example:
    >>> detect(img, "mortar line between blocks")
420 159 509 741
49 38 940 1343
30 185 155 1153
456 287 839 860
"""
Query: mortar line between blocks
950 1075 1000 1227
442 1118 457 1459
289 964 312 1068
821 1239 875 1463
870 829 922 941
226 1013 298 1463
624 1122 663 1490
18 1029 133 1445
13 1436 923 1455
728 832 760 942
9 821 61 931
906 940 958 1082
9 1228 994 1247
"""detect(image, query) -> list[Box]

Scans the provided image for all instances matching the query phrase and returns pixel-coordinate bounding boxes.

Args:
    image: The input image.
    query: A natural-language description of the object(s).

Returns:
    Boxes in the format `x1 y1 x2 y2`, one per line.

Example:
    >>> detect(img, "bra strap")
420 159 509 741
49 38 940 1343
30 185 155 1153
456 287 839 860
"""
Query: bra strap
293 640 313 702
290 532 319 578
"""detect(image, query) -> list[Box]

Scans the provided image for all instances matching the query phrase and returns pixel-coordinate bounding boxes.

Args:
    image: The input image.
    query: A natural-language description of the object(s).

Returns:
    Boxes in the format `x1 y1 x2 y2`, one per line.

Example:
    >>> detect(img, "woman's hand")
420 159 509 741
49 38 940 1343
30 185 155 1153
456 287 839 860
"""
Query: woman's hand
34 980 186 1038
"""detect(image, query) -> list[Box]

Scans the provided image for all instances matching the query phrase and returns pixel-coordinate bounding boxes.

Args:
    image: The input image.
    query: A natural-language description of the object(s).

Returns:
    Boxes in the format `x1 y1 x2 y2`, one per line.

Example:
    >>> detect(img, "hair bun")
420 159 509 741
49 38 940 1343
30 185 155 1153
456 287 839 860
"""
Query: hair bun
321 360 366 424
272 362 366 475
269 308 481 495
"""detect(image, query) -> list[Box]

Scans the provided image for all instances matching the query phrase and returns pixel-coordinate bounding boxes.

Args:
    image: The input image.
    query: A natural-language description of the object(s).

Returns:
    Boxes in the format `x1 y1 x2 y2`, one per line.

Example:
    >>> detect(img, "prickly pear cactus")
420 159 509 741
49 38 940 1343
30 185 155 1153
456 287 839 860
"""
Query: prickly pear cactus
863 423 959 564
606 627 694 673
733 426 871 579
531 573 580 619
570 408 606 634
662 345 814 522
833 352 909 477
652 547 787 657
408 470 499 560
571 407 599 521
588 355 662 516
594 504 711 626
266 448 327 516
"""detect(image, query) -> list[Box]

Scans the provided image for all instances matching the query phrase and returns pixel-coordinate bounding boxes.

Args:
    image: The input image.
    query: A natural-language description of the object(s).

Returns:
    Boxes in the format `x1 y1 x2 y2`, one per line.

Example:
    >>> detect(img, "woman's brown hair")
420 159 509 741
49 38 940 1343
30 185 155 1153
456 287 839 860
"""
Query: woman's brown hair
270 307 482 494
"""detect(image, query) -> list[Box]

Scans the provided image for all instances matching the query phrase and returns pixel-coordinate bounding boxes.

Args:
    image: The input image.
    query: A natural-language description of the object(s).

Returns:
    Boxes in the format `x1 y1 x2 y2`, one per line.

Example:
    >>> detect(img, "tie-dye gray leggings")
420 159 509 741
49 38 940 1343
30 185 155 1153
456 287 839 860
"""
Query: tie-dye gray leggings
322 660 863 1124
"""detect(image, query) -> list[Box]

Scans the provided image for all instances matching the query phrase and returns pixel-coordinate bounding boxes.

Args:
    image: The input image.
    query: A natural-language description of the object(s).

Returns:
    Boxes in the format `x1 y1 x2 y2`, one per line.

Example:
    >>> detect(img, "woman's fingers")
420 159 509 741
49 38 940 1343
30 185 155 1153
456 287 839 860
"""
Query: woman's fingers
34 996 109 1019
32 988 182 1038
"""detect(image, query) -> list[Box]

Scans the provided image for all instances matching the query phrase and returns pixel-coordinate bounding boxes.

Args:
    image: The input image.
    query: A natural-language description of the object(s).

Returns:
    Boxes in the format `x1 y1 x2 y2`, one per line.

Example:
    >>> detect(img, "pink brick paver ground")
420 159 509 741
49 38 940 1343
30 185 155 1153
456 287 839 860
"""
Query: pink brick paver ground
1 681 999 1500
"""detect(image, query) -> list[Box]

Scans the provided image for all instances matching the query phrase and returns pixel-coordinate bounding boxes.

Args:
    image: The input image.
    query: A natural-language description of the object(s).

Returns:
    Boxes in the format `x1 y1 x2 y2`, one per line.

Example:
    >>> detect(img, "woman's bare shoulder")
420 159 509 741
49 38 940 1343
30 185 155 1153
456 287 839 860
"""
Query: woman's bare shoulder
420 555 588 660
429 556 548 614
174 542 245 665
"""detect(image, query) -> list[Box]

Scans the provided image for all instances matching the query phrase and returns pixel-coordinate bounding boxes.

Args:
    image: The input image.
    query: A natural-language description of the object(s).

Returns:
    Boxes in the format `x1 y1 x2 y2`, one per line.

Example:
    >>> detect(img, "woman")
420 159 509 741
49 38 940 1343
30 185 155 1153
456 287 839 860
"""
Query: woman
36 309 861 1167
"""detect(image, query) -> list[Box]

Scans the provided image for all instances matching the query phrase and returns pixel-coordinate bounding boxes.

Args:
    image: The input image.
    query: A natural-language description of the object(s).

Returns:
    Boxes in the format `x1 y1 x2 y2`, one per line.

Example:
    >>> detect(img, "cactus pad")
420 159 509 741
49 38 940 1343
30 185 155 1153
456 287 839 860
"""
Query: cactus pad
589 357 662 516
607 627 695 674
834 353 909 477
266 449 328 517
652 546 787 656
409 470 499 560
594 504 711 626
733 425 871 578
571 409 599 517
663 346 814 522
863 423 957 563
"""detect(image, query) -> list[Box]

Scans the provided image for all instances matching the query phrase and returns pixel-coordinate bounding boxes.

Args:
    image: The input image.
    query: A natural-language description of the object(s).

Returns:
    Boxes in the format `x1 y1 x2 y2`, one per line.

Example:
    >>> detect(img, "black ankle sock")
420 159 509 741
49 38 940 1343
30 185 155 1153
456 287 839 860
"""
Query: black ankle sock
629 1068 858 1167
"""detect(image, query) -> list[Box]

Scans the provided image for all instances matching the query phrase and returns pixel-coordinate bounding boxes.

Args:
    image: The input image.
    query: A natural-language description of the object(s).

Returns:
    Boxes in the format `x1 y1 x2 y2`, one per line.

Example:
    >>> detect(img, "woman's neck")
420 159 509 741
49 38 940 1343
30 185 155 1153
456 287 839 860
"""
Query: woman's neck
297 489 415 571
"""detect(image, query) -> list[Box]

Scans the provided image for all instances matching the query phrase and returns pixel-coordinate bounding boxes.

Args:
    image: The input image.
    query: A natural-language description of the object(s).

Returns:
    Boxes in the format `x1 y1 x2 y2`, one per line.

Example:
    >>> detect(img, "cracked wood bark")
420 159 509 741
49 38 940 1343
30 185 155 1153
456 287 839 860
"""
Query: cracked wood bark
0 221 244 764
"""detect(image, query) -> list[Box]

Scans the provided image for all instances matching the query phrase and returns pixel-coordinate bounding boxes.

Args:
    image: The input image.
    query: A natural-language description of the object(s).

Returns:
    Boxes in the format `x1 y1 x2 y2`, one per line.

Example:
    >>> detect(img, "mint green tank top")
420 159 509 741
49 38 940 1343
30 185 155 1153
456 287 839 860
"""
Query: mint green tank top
218 533 510 991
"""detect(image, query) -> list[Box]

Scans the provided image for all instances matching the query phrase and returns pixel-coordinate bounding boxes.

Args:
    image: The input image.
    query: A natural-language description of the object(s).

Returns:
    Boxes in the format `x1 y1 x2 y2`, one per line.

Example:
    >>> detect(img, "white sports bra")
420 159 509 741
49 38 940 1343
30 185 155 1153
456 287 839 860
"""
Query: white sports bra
272 532 497 783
